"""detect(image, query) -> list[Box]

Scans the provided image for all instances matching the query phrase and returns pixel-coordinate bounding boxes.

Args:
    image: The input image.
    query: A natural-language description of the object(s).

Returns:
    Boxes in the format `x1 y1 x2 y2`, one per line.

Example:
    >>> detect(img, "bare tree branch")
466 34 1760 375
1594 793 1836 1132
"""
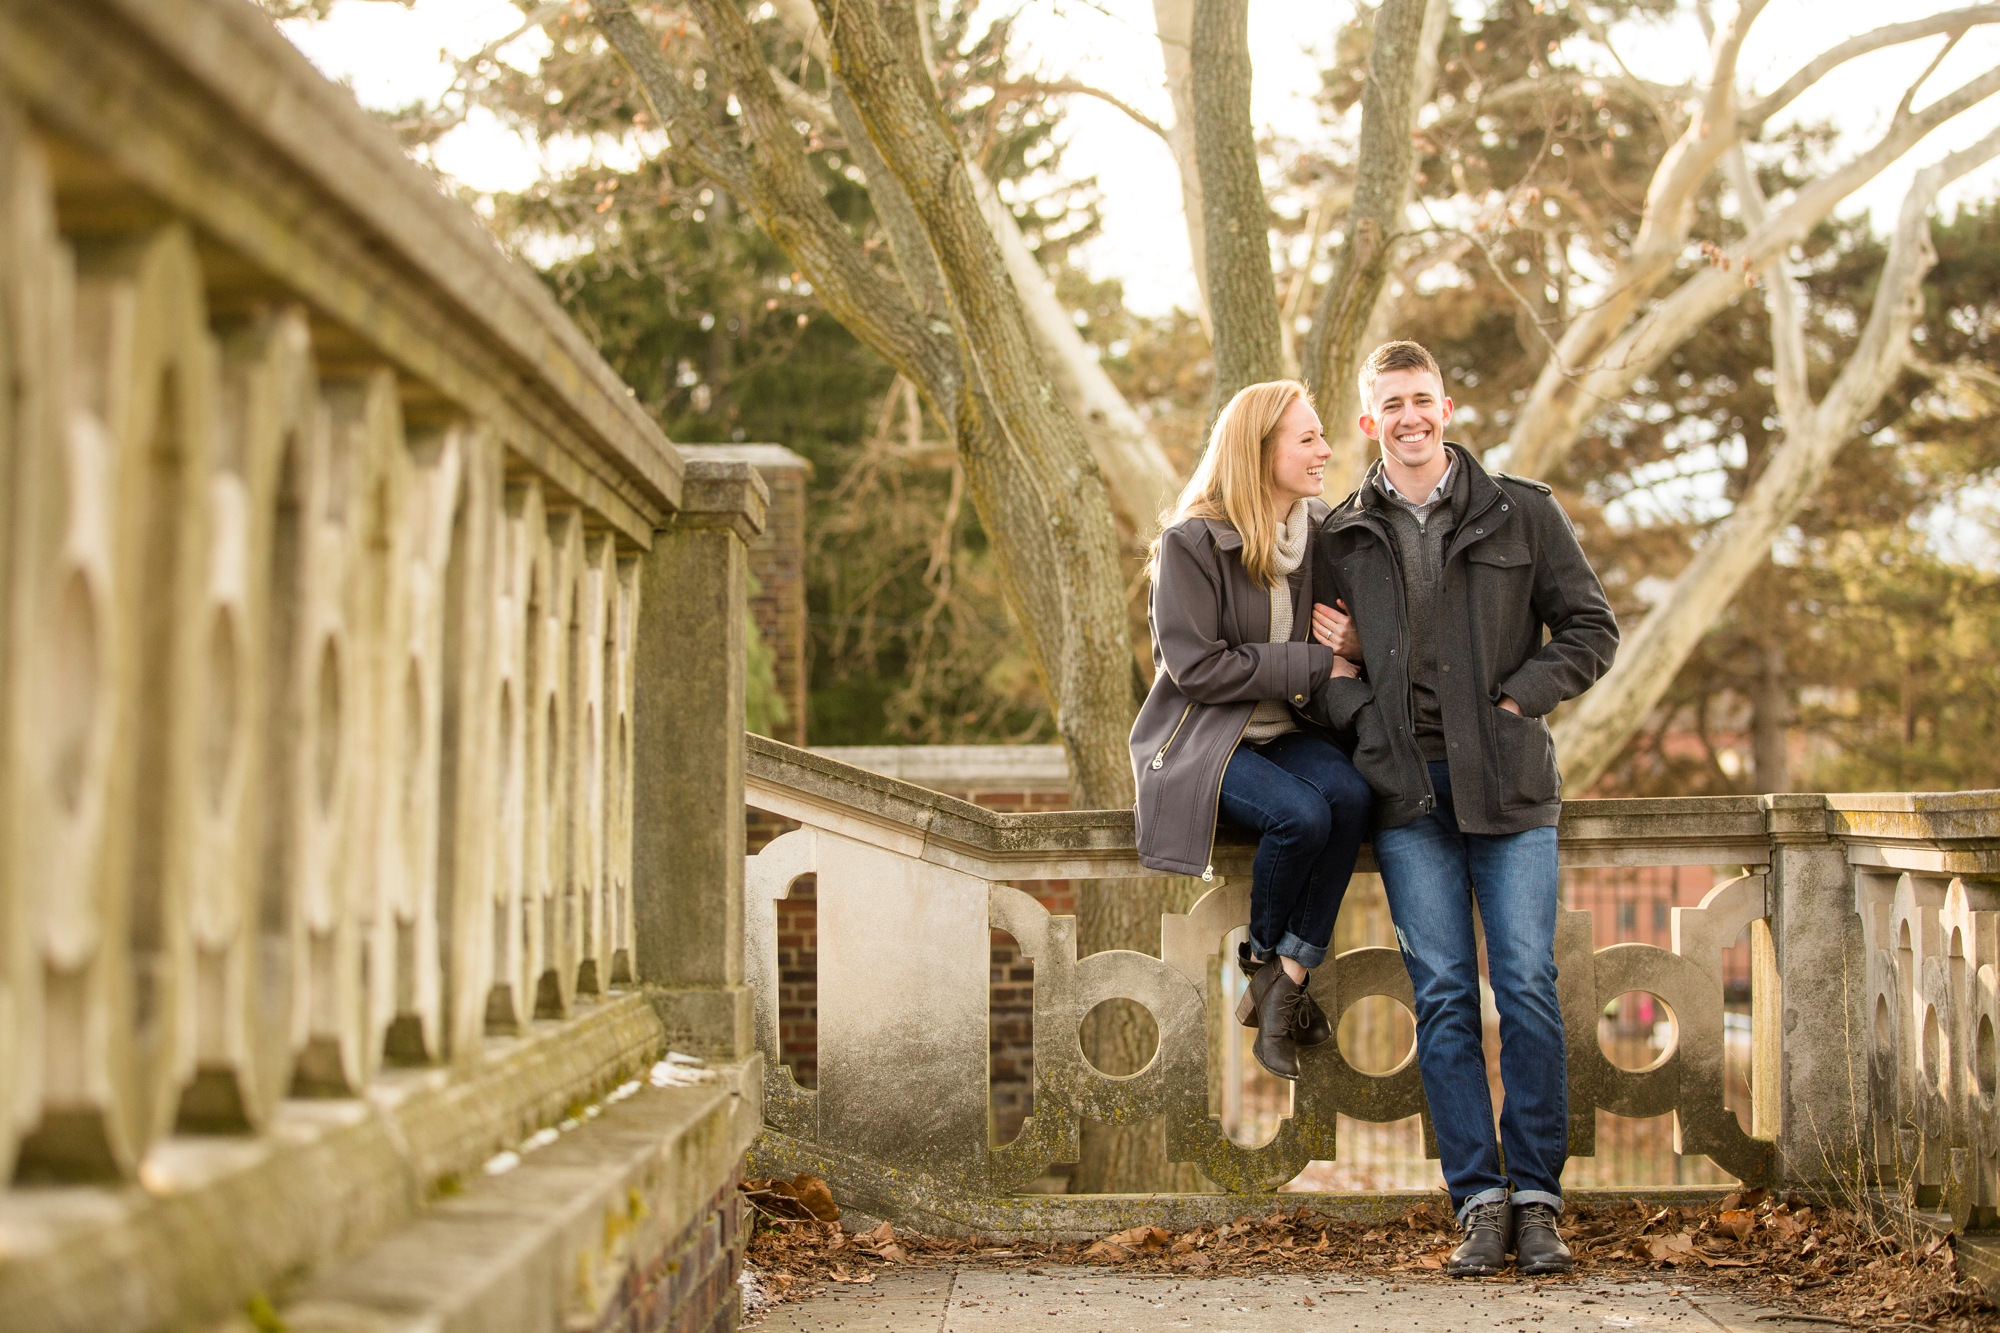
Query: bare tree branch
987 79 1170 142
1554 122 2000 790
1740 5 2000 134
1506 55 2000 476
1299 0 1433 420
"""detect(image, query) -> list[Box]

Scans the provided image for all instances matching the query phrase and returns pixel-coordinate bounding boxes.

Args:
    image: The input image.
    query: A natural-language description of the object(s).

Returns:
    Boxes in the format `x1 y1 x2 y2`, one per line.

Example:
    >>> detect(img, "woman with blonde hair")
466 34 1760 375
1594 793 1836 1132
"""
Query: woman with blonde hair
1130 380 1371 1080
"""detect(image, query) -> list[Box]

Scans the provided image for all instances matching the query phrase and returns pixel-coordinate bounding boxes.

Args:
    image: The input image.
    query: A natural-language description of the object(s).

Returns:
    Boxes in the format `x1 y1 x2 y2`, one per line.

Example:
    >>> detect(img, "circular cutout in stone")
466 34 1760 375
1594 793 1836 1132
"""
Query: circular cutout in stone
1337 994 1416 1076
1079 997 1159 1077
1600 991 1677 1072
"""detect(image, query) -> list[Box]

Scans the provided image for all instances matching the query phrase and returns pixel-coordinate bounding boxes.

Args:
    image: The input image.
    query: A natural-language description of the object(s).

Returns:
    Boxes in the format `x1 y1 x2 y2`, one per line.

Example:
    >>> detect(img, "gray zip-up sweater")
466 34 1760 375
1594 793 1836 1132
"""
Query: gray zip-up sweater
1130 503 1334 877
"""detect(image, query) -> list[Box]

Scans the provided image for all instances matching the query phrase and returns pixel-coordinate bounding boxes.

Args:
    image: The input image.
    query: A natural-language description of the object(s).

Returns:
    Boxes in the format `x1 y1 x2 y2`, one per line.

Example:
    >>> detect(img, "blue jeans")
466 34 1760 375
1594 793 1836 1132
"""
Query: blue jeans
1373 761 1565 1222
1217 731 1371 971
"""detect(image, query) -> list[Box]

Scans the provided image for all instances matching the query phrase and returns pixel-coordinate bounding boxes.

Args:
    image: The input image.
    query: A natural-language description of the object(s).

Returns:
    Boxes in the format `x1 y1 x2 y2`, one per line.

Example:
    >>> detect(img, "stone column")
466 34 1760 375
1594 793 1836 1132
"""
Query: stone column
1765 792 1871 1192
632 459 767 1058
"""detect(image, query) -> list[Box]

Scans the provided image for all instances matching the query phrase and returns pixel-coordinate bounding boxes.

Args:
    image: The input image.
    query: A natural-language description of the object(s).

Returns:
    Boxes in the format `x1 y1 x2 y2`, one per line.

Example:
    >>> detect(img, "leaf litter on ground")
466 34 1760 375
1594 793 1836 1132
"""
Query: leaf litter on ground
739 1177 1998 1329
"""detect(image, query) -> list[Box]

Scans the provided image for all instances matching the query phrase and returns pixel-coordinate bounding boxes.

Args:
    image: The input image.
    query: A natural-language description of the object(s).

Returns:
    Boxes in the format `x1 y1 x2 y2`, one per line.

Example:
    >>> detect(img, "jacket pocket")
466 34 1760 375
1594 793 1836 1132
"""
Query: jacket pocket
1490 704 1560 809
1148 701 1196 771
1466 541 1530 569
1349 703 1399 800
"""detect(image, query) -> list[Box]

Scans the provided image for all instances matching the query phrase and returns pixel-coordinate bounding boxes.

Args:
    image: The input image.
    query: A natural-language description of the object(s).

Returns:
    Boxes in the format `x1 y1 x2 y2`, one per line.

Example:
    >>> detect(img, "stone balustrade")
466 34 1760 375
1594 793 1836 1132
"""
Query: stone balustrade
0 4 762 1331
743 738 2000 1238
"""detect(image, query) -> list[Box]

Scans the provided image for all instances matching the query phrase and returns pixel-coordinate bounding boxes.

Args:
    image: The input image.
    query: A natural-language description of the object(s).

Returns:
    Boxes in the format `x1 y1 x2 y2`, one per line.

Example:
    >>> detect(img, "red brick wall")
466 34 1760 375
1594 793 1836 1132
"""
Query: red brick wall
747 463 807 747
680 444 809 747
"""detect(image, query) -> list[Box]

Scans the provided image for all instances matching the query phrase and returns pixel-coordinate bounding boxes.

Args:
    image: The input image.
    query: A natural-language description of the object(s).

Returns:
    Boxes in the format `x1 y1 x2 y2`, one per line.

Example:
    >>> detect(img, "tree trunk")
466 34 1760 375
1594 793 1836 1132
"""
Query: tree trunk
968 166 1182 539
805 0 1138 808
1553 126 2000 790
1297 0 1431 440
1150 0 1212 338
1190 0 1284 422
1750 635 1790 794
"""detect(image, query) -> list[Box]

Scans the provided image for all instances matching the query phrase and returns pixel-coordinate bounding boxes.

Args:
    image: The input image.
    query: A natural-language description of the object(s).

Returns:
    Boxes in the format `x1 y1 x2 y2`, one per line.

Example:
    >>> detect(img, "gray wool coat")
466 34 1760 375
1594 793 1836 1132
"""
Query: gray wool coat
1130 501 1336 878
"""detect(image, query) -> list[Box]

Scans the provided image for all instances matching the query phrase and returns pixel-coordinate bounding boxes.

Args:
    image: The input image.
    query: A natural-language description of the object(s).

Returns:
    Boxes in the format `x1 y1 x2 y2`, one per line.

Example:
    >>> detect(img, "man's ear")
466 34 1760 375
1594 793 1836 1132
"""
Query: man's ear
1357 410 1380 441
1439 396 1455 428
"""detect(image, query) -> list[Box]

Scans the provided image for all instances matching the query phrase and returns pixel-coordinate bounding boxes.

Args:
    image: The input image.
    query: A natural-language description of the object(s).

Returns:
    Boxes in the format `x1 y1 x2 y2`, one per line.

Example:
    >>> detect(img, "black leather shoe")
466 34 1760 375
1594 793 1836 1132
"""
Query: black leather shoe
1444 1199 1512 1277
1235 944 1333 1047
1514 1202 1573 1274
1249 966 1308 1080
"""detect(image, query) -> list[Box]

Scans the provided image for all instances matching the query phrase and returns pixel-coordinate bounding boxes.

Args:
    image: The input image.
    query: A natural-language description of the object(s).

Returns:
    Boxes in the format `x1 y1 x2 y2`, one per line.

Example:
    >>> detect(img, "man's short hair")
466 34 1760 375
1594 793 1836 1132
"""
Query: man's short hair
1358 340 1444 411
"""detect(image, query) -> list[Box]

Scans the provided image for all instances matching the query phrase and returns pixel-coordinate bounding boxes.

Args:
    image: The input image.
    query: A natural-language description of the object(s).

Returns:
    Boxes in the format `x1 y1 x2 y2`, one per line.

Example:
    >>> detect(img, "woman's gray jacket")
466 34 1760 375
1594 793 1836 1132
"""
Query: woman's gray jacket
1130 502 1335 877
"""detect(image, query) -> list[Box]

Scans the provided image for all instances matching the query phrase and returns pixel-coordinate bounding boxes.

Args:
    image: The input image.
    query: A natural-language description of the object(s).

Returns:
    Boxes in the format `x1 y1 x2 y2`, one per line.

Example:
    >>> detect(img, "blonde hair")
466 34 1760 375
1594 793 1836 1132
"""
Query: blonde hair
1153 380 1311 589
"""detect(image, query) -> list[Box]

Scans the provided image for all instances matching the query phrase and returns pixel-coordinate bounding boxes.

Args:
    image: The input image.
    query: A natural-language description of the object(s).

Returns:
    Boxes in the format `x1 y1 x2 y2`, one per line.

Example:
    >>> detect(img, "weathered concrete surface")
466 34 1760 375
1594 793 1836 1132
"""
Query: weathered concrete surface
0 995 665 1333
634 460 767 1060
0 0 683 540
747 736 1784 880
750 1268 1823 1333
282 1054 761 1333
1765 796 1868 1194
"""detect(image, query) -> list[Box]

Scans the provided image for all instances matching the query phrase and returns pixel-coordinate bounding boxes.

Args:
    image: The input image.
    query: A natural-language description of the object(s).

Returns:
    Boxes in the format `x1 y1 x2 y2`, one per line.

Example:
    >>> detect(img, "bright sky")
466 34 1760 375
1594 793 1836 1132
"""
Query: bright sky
281 0 2000 317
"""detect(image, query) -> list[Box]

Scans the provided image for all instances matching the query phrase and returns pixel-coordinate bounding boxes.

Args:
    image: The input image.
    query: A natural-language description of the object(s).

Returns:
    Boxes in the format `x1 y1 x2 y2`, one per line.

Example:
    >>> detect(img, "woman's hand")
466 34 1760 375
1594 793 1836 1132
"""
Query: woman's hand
1312 599 1361 660
1331 653 1361 680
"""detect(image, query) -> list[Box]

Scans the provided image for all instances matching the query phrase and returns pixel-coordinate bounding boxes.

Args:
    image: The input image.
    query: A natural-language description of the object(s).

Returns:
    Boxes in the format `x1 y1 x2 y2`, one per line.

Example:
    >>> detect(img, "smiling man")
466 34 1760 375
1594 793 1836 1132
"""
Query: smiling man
1302 341 1618 1278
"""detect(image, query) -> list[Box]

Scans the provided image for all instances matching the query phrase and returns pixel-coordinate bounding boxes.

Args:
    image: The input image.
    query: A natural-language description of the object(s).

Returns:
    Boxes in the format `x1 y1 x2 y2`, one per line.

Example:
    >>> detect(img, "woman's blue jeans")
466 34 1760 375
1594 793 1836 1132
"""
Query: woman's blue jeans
1372 760 1566 1223
1217 731 1371 970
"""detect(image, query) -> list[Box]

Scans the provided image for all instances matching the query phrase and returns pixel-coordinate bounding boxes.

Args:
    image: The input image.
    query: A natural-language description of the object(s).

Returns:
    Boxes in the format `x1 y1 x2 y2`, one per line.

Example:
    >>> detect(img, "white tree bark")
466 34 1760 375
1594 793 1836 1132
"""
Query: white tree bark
1501 4 2000 481
1553 124 2000 790
1151 0 1211 337
969 167 1182 536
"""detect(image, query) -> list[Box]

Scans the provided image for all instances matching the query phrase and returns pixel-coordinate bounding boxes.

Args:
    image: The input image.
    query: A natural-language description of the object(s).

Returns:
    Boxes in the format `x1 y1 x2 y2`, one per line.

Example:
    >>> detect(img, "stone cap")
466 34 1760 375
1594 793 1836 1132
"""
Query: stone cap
743 737 1909 879
57 0 685 524
671 459 770 540
1825 789 2000 873
678 443 814 478
812 745 1070 792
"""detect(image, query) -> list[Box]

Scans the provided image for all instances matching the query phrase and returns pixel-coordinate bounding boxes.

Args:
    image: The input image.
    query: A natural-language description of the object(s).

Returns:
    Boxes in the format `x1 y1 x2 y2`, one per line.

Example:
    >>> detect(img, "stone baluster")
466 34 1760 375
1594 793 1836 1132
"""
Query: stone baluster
606 554 640 986
633 458 766 1059
1763 793 1870 1195
0 97 60 1183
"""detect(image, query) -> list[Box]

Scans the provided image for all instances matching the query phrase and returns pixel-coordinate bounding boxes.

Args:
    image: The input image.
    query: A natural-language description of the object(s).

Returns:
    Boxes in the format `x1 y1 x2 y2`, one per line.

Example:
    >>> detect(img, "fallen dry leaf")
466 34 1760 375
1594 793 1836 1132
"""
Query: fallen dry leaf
1648 1232 1698 1264
1718 1209 1756 1243
1104 1225 1172 1252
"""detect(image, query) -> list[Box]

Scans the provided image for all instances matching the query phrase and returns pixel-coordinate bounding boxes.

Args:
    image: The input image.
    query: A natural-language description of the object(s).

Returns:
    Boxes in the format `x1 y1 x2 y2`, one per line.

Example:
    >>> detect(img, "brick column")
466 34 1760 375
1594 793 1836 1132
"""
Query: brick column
632 458 767 1059
677 444 810 745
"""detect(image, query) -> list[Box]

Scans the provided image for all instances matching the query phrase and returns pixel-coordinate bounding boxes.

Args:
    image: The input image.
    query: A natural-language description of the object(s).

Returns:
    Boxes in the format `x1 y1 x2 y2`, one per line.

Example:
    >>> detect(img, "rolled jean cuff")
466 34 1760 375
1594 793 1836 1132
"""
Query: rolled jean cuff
1276 931 1329 971
1510 1190 1562 1213
1455 1186 1509 1224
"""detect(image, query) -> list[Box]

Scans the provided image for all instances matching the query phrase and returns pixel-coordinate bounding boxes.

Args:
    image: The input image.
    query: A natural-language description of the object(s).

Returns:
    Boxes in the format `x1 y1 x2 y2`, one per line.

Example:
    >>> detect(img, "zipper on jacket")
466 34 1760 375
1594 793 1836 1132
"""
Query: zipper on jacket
1200 710 1254 881
1151 701 1196 770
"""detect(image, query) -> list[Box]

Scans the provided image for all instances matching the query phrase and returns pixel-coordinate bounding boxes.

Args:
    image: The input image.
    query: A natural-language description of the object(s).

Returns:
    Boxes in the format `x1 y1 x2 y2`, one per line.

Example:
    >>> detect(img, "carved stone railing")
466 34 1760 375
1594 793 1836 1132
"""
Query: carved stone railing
1 4 761 1331
1836 794 2000 1231
744 738 2000 1233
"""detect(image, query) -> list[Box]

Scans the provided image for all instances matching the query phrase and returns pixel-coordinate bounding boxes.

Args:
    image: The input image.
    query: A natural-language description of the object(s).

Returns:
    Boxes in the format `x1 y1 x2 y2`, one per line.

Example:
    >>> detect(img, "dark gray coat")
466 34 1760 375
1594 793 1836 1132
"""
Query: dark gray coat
1304 444 1618 834
1131 503 1335 877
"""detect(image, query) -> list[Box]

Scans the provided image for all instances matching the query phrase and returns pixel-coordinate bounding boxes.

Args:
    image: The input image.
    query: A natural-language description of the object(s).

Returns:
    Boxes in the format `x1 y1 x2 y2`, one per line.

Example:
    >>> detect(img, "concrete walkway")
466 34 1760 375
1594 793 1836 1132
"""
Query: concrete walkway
752 1267 1824 1333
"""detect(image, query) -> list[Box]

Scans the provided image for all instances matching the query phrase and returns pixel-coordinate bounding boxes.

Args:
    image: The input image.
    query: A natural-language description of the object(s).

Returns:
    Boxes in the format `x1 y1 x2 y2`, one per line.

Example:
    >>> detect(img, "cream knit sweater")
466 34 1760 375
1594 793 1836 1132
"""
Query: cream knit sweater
1240 499 1310 744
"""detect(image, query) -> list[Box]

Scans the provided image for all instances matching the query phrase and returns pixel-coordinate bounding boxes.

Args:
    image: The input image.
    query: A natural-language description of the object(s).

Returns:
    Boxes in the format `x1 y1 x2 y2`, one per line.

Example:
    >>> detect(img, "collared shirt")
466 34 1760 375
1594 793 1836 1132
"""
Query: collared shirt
1376 456 1457 526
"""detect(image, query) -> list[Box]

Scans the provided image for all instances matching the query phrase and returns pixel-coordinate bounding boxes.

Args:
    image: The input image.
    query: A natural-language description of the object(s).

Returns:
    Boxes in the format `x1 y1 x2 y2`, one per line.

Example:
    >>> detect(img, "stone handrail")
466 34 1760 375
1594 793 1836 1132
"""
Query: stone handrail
1 5 763 1330
746 736 2000 1234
